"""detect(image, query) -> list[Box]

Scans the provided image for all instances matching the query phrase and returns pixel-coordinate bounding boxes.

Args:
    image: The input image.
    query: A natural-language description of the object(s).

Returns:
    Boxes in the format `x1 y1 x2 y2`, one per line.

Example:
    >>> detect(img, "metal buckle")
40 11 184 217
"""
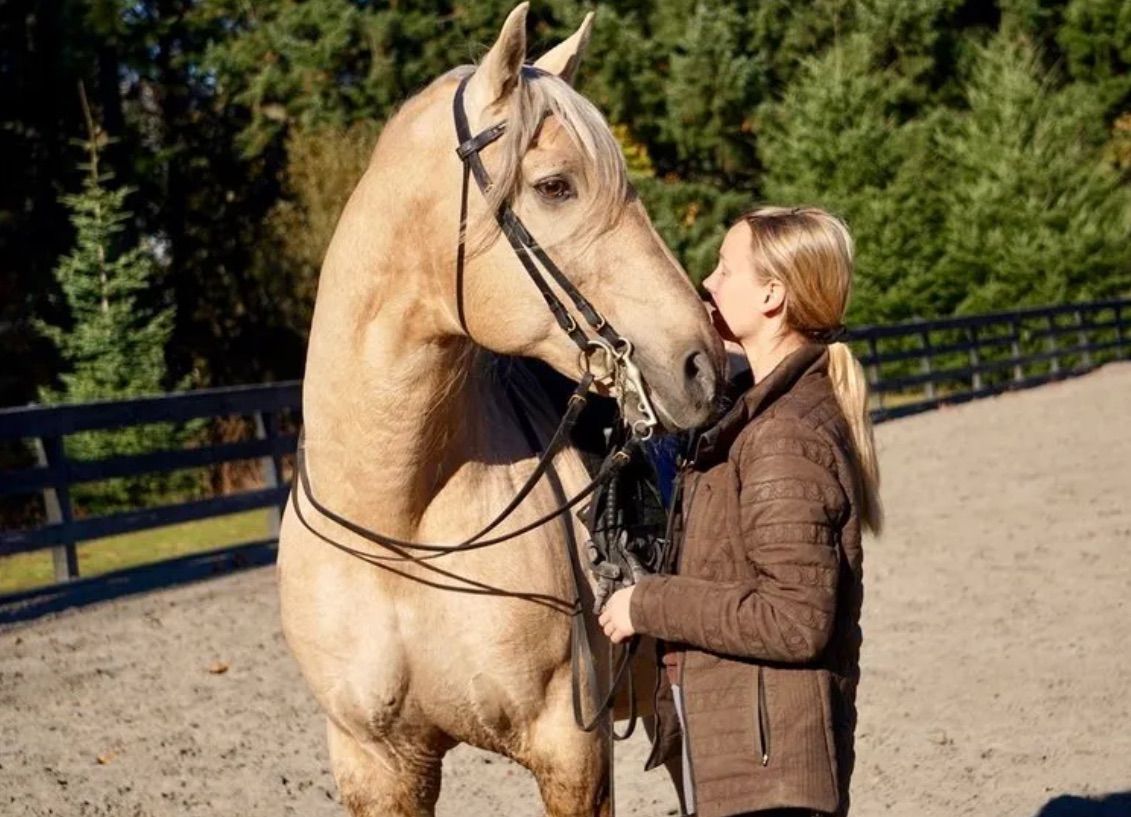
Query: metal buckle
578 338 617 385
631 418 655 441
617 347 660 441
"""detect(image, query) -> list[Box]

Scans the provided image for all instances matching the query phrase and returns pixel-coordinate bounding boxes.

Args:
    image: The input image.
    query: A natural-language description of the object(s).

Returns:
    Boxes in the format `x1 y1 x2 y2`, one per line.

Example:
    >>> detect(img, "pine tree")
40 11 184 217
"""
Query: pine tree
663 1 761 184
758 33 949 323
935 34 1131 314
39 90 188 514
1058 0 1131 117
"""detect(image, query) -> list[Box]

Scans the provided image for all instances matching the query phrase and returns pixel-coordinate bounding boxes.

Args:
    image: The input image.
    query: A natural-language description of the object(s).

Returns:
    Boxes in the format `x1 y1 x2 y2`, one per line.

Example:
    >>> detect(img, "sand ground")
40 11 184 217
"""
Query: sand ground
2 363 1129 817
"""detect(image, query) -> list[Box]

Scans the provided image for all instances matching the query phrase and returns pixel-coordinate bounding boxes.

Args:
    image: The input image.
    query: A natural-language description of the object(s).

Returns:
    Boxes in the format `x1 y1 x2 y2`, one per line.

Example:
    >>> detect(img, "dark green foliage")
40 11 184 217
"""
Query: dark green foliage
3 0 1129 408
1058 0 1131 115
758 32 950 323
934 35 1131 313
38 122 195 514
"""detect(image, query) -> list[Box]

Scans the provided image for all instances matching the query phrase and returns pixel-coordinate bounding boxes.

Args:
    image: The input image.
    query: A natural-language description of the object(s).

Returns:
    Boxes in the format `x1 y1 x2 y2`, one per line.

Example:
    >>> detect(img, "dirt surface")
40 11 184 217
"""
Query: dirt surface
2 363 1130 817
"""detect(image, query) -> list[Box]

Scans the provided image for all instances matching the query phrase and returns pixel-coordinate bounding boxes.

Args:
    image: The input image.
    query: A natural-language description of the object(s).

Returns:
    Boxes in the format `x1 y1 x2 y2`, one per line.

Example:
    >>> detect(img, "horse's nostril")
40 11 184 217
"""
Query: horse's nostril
683 349 718 407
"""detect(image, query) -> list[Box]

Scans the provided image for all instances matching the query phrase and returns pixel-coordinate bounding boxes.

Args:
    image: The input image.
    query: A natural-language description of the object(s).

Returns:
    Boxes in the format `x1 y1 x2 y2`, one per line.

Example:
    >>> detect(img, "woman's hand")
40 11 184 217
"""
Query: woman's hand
598 586 637 643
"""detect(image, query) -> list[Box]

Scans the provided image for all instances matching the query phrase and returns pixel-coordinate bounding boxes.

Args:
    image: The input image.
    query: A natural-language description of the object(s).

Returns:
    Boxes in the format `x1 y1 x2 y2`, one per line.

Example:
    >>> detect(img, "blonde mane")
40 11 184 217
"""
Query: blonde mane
453 65 630 249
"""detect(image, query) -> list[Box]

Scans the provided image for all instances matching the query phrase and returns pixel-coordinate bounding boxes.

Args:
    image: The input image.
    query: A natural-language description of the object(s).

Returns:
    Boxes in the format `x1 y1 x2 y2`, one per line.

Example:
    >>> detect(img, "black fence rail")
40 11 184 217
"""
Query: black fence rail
846 298 1129 421
1 298 1128 622
0 383 301 620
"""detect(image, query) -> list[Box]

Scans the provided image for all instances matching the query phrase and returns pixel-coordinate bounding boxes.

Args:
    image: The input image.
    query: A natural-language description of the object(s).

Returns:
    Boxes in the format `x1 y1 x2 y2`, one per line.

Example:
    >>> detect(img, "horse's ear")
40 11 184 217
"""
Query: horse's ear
532 11 595 86
468 3 529 110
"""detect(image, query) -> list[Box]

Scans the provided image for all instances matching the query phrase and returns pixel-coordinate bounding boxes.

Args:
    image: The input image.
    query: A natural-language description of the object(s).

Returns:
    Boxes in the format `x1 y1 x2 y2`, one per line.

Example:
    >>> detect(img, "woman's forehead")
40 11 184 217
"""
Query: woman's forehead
720 221 753 260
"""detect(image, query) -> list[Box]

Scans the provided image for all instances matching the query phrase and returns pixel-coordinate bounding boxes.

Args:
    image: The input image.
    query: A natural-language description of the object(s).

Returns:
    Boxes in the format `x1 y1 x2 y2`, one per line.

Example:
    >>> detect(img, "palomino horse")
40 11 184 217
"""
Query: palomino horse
278 5 724 815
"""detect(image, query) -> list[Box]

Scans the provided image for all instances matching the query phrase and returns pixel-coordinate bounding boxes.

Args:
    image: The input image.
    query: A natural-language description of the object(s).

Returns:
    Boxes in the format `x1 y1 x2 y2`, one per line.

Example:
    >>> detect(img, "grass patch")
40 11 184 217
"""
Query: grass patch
0 509 273 596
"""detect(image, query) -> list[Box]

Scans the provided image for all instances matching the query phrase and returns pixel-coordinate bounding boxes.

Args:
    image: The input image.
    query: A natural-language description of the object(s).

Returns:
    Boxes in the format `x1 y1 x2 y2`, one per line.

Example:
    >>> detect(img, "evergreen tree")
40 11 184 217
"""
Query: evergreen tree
759 34 949 323
261 120 380 334
11 0 1131 412
663 1 761 184
935 34 1131 314
39 96 189 514
1058 0 1131 117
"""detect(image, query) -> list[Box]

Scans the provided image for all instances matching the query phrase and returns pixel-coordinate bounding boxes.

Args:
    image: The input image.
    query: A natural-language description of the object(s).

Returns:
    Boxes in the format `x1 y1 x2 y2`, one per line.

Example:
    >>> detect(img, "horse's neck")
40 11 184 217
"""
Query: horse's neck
298 154 587 547
302 301 564 538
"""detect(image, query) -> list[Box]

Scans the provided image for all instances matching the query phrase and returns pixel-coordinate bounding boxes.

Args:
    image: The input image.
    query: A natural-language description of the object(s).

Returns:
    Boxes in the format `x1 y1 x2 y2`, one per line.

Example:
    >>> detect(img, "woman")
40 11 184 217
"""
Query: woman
599 206 883 817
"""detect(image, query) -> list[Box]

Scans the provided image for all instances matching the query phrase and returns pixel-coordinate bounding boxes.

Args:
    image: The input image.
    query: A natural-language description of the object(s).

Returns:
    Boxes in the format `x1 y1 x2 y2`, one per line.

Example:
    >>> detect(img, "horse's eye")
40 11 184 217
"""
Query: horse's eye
534 177 574 202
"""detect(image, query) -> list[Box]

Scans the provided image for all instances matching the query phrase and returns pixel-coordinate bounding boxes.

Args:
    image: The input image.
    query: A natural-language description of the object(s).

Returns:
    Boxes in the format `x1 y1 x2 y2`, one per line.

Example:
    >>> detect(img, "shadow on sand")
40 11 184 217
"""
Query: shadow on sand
1034 792 1131 817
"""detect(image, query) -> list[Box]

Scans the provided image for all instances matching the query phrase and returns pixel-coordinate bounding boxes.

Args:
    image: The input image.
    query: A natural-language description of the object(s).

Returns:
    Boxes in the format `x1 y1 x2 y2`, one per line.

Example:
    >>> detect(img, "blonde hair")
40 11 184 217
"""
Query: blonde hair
742 206 883 534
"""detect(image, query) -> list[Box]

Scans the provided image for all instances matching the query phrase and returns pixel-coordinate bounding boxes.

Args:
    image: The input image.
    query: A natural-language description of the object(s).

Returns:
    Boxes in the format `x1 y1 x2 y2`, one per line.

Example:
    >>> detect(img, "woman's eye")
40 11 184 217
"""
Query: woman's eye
534 177 574 201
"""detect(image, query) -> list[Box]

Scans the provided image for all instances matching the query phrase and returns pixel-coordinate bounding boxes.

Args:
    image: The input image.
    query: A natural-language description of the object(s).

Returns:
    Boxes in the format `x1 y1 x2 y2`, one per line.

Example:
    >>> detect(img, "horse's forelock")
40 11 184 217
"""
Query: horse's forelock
472 71 630 251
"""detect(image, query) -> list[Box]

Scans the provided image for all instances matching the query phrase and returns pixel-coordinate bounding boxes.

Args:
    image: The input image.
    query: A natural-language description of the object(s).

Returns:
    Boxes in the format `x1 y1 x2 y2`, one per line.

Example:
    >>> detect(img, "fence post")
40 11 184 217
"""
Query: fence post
254 411 283 540
866 336 884 410
34 436 79 582
967 326 983 391
919 328 936 400
1046 315 1060 374
1116 304 1126 359
1076 309 1093 368
1010 319 1024 383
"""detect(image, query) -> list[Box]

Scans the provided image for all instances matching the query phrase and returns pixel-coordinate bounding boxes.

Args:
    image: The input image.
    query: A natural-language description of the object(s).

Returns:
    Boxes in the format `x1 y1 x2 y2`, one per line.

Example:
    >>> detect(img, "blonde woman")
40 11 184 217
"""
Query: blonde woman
600 207 883 817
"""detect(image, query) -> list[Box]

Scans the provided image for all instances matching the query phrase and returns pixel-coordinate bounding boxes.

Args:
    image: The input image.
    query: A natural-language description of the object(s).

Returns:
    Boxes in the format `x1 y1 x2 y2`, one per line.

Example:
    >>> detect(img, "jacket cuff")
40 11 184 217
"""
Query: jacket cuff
630 574 668 639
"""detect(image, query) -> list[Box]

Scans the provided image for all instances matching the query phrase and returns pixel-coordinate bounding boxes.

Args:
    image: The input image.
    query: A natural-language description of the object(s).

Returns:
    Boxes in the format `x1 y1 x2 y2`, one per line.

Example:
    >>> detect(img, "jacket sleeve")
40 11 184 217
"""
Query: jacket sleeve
629 417 848 663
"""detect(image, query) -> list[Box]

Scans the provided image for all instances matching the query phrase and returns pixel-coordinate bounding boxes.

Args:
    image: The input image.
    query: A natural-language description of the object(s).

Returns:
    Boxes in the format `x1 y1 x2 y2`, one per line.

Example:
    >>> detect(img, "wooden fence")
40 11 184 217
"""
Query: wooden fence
846 298 1129 422
0 297 1127 621
0 383 300 620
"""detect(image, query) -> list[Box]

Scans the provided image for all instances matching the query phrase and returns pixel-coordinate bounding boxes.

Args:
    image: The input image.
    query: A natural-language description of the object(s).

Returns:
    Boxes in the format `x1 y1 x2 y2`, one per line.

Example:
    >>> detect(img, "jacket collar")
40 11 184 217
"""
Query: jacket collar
692 342 828 466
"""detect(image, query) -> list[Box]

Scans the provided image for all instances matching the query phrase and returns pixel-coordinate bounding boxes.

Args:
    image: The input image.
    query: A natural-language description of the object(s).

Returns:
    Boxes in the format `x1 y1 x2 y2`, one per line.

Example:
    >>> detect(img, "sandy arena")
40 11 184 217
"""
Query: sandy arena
2 363 1129 817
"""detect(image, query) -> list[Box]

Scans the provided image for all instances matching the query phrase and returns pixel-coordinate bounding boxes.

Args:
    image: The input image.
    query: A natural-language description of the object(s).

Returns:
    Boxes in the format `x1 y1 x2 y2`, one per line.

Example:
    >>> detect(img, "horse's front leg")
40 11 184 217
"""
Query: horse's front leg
521 668 611 817
327 718 450 817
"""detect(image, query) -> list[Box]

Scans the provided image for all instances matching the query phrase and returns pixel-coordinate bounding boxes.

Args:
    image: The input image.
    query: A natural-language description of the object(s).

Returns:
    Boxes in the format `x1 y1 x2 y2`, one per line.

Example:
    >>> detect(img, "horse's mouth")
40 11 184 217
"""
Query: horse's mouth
649 397 682 434
629 387 684 435
584 354 716 434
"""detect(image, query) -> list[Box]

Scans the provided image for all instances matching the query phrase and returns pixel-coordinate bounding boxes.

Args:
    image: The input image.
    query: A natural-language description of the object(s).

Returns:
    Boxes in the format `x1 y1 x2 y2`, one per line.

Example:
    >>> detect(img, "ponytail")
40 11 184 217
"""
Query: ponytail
826 342 883 535
739 205 882 533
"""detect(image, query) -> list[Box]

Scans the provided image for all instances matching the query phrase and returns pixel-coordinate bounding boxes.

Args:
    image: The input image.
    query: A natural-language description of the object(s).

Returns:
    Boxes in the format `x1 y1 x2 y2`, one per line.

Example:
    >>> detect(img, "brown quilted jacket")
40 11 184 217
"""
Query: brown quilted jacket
630 342 864 817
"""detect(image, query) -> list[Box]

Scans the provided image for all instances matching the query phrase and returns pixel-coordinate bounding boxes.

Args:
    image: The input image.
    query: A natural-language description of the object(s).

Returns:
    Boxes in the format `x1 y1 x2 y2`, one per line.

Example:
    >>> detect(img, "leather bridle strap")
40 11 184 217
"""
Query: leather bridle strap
452 73 625 352
293 373 650 559
504 375 640 740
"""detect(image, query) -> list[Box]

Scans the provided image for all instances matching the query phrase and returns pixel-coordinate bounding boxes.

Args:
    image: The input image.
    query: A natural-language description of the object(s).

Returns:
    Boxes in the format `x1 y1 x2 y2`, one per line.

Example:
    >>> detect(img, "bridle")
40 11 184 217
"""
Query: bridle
293 69 663 739
453 69 660 439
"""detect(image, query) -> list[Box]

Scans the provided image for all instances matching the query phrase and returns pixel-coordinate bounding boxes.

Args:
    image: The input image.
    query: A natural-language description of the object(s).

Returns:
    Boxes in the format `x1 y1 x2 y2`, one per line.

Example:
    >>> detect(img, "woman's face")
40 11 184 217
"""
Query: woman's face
701 222 773 345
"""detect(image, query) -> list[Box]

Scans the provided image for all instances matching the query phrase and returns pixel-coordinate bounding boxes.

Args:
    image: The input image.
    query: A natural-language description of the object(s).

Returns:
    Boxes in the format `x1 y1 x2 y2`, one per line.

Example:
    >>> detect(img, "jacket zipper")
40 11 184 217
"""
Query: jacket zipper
677 650 697 794
646 459 697 771
757 665 770 766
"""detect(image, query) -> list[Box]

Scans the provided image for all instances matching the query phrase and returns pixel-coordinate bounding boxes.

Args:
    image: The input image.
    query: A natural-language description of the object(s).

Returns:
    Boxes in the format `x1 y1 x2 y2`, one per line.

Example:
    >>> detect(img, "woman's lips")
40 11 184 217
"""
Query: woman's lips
706 300 736 341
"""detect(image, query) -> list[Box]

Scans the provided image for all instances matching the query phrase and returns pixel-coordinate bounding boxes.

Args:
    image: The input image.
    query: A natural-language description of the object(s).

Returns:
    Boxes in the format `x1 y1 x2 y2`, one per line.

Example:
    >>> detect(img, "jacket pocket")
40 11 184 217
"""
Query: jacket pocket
755 665 770 766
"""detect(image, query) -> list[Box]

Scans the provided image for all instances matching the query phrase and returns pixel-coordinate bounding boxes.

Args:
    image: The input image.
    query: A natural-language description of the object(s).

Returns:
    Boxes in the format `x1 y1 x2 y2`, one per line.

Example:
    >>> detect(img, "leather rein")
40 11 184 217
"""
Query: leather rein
293 71 656 739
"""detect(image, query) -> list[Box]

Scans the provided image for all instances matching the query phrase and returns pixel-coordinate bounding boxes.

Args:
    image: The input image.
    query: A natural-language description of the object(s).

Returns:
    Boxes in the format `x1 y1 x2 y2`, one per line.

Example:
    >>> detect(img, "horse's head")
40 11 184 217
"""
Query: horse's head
368 4 723 431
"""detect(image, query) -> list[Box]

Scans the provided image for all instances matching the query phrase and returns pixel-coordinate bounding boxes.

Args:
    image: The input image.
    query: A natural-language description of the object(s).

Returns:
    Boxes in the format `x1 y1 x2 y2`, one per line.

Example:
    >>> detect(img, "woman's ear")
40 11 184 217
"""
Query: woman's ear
762 279 787 315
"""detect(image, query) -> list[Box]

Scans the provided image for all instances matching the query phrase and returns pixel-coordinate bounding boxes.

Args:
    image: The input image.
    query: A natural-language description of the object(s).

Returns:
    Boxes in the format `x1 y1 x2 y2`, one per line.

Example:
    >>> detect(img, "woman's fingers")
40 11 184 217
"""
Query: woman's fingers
599 614 622 643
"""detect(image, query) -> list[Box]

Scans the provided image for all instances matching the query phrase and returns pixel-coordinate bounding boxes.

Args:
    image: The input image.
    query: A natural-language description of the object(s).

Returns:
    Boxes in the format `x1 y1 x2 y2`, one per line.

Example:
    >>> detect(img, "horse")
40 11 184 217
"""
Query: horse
277 5 724 815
